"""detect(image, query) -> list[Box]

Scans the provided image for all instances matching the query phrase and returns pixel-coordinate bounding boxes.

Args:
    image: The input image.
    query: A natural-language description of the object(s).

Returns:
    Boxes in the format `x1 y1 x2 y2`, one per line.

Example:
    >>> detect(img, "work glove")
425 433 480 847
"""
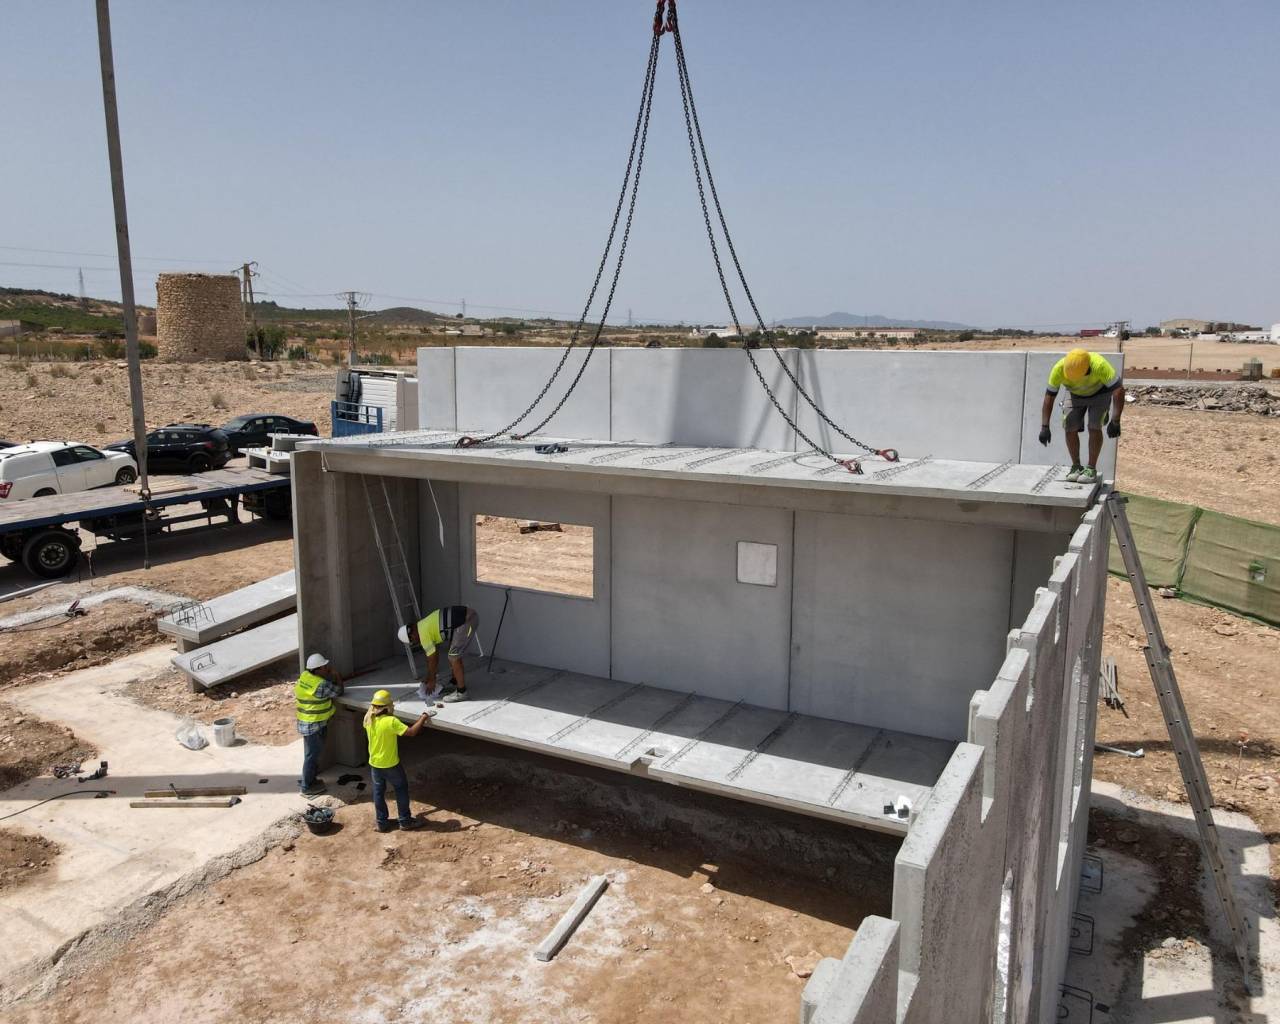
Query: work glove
1107 420 1121 439
1038 425 1051 446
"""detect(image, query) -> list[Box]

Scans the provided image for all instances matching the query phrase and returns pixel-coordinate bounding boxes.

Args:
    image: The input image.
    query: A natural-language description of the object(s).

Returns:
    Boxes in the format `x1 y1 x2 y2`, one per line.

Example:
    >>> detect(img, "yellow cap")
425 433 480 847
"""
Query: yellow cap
371 689 393 707
1064 348 1091 382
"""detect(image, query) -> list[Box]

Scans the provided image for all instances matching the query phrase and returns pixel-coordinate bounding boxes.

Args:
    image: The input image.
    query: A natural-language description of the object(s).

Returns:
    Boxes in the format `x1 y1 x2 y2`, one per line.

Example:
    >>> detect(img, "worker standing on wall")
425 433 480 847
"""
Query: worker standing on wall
295 652 344 797
1038 348 1124 483
396 605 480 703
364 689 431 833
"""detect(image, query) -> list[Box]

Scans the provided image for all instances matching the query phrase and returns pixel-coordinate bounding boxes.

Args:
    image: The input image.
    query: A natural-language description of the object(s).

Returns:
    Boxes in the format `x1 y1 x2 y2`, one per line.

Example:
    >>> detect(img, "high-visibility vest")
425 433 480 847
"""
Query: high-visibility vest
295 670 334 724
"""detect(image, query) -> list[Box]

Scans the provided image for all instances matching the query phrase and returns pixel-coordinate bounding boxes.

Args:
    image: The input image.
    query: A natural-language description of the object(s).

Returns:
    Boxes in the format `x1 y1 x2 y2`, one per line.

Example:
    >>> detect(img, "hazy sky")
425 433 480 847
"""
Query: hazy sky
4 1 1277 329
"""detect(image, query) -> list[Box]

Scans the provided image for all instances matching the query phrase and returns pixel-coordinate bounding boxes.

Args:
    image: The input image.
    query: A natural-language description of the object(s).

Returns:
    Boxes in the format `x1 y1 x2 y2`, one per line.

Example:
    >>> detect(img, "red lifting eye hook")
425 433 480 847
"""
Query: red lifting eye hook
877 448 900 463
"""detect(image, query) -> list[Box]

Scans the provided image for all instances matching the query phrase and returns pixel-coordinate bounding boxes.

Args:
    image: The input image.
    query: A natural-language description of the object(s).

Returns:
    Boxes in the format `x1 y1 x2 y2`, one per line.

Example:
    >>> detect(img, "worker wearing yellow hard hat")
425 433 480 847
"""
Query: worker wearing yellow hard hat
363 689 433 833
1038 347 1124 484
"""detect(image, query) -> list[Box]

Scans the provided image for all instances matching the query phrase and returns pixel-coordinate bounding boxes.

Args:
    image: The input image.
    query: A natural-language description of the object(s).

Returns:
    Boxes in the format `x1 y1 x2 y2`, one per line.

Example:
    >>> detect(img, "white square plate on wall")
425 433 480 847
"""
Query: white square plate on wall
737 541 778 587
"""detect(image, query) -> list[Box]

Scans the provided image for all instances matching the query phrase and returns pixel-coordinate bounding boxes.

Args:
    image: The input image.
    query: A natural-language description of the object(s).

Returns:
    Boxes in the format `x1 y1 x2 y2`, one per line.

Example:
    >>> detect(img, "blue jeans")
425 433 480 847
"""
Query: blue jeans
300 727 326 790
371 763 413 826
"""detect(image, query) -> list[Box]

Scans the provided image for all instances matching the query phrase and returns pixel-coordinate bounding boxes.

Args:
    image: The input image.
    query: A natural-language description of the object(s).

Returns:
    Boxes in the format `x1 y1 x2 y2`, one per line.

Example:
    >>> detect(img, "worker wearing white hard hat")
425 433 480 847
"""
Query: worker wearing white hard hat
295 652 344 797
396 605 480 703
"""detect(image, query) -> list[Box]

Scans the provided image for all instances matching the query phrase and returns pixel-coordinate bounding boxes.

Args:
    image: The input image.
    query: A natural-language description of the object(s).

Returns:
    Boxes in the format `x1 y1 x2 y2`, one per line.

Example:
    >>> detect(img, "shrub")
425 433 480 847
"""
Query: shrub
211 391 228 410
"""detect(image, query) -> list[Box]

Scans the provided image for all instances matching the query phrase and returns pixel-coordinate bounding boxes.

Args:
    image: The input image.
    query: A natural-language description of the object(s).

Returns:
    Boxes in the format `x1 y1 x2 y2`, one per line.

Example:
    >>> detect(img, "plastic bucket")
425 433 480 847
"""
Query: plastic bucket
212 717 236 747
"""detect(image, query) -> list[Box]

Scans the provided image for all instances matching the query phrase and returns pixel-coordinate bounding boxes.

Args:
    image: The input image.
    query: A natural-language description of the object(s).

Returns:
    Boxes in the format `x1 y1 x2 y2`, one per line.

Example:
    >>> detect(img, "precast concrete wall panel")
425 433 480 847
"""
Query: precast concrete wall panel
458 483 611 679
417 348 458 429
609 348 799 450
1020 351 1124 479
794 351 1027 462
789 511 1013 740
453 347 611 439
610 495 793 709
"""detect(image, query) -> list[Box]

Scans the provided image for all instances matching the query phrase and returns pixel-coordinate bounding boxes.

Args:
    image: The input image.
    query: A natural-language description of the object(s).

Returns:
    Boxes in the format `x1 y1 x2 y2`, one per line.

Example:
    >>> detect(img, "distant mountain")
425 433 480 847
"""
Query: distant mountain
778 312 975 331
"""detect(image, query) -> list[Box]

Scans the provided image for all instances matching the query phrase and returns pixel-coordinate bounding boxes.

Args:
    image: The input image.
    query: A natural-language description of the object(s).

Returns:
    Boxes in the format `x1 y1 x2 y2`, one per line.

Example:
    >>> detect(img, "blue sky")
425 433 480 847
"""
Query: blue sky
3 1 1277 329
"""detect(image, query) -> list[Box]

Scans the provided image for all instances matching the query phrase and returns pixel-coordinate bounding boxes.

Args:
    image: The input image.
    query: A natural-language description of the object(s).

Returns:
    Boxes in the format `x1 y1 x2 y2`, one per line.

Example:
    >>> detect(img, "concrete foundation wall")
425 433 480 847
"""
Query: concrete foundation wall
801 508 1108 1024
789 511 1013 740
417 347 1124 473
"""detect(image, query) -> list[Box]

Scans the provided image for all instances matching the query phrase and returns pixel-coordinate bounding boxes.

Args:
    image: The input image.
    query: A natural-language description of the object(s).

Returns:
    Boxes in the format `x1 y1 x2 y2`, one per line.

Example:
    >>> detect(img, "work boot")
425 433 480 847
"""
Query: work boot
1077 467 1099 484
442 689 468 703
399 818 426 831
1064 465 1084 482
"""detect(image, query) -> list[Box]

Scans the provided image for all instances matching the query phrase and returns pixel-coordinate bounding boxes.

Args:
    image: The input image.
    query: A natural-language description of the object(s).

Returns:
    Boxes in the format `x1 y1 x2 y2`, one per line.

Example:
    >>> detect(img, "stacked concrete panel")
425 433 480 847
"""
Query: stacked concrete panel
155 272 245 361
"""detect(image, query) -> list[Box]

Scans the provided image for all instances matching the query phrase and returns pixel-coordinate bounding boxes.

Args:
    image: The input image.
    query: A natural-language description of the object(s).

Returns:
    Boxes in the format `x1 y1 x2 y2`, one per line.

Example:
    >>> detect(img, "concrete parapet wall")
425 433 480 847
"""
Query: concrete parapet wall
417 347 1124 470
155 273 245 362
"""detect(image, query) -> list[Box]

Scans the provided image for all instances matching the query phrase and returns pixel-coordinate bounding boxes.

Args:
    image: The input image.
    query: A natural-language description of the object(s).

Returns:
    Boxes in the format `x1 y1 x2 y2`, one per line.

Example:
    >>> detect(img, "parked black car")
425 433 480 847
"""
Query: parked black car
105 423 232 474
220 413 319 454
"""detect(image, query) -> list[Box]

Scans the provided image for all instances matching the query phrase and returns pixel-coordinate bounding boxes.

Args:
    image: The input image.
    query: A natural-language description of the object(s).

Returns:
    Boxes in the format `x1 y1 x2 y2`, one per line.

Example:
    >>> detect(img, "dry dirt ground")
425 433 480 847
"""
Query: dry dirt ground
0 742 888 1024
0 360 334 443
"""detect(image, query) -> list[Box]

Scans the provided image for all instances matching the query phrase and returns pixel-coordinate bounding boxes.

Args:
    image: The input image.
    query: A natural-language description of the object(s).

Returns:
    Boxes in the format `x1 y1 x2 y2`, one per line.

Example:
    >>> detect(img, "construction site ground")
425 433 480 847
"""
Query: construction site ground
0 370 1278 1020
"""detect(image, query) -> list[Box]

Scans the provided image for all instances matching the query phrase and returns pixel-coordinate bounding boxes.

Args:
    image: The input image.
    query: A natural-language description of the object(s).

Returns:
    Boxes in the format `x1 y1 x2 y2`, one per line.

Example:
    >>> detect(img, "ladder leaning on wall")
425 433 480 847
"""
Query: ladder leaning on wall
361 475 423 682
1107 492 1252 988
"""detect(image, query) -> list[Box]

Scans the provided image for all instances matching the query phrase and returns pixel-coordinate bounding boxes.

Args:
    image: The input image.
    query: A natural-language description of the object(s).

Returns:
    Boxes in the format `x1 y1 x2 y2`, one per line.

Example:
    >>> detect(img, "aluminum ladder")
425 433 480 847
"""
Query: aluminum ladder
1108 493 1252 986
361 475 422 681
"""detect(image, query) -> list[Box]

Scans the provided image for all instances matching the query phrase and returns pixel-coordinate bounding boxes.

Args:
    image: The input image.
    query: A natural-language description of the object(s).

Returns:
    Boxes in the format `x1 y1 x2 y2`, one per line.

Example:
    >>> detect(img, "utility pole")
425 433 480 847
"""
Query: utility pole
95 0 149 547
239 262 259 356
343 290 359 366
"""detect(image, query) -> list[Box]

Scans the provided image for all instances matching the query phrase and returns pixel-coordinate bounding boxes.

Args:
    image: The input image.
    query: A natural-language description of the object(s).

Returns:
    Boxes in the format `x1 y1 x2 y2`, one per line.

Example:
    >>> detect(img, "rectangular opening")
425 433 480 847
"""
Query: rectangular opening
474 514 594 598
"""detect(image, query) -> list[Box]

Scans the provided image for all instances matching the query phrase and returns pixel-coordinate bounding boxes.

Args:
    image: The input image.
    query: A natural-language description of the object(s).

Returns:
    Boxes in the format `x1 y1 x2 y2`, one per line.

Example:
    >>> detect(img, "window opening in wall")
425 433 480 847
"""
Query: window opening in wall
474 515 594 599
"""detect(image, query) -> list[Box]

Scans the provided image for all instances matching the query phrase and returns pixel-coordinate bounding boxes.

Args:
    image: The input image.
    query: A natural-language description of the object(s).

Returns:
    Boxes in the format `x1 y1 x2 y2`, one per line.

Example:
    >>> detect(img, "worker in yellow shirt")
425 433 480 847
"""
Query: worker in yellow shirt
1038 348 1124 484
396 605 480 703
363 689 432 833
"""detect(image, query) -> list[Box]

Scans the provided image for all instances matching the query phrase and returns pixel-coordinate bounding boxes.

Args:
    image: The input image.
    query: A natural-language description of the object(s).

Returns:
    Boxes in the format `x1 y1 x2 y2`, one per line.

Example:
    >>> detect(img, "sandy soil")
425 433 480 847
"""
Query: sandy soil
1114 406 1280 523
2 745 882 1024
0 360 333 444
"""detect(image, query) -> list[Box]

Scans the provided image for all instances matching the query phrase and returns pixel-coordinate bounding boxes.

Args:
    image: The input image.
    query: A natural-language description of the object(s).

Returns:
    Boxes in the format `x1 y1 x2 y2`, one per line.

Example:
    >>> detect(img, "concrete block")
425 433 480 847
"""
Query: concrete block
156 570 295 647
795 350 1027 462
812 917 901 1024
171 613 298 689
533 874 608 961
800 957 842 1024
454 346 611 440
610 348 799 449
417 347 457 429
789 510 1013 741
1020 351 1124 479
611 495 793 709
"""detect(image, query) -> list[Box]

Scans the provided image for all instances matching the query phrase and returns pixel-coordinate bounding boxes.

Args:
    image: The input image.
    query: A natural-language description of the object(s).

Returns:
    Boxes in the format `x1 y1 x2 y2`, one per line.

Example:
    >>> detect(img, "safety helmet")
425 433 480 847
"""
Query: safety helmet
1064 348 1091 382
305 653 329 671
396 625 411 645
371 689 393 707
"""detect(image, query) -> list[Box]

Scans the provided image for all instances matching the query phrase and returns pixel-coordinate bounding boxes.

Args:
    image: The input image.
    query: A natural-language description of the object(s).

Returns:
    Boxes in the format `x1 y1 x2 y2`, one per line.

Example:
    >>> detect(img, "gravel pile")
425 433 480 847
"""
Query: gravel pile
1127 384 1280 416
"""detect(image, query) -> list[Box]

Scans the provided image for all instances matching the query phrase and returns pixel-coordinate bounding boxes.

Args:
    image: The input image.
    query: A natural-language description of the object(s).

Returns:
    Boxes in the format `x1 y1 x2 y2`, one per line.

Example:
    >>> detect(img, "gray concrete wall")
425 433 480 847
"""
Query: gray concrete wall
458 483 612 679
610 496 794 709
418 347 1125 479
789 511 1014 741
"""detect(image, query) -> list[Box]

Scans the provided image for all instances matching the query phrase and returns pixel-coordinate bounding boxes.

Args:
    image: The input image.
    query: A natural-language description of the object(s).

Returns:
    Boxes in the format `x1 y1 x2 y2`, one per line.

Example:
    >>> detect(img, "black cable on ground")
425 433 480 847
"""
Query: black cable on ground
0 789 116 822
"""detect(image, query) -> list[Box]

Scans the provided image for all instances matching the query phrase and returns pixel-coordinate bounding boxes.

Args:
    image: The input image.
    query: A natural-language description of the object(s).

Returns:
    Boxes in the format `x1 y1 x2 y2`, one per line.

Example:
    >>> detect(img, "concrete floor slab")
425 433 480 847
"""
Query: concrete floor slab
170 611 298 688
155 569 295 647
0 647 304 997
338 658 956 835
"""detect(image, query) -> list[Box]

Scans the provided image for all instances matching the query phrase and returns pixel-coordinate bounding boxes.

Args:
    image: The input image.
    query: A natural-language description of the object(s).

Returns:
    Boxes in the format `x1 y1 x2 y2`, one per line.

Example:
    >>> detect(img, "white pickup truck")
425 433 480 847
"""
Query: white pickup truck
0 442 138 501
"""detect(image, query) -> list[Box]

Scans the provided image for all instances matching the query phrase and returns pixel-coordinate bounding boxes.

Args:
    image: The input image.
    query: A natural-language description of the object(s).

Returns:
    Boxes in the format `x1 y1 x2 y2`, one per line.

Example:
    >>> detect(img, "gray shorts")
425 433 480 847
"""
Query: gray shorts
1062 390 1113 432
446 608 479 658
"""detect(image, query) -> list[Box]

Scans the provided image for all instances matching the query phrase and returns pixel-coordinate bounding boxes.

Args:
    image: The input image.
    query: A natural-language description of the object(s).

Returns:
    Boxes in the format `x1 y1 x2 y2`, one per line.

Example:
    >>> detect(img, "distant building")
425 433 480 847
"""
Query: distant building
0 319 41 339
814 326 920 342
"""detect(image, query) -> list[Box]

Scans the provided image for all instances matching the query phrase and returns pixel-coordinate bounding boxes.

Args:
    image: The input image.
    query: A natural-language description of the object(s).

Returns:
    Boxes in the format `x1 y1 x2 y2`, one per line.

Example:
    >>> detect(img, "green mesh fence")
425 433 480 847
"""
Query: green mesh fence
1109 494 1280 627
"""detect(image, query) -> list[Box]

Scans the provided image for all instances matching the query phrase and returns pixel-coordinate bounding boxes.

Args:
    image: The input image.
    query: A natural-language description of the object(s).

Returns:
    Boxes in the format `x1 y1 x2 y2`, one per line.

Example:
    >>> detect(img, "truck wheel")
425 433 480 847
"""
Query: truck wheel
33 488 56 498
115 467 137 485
22 529 80 578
